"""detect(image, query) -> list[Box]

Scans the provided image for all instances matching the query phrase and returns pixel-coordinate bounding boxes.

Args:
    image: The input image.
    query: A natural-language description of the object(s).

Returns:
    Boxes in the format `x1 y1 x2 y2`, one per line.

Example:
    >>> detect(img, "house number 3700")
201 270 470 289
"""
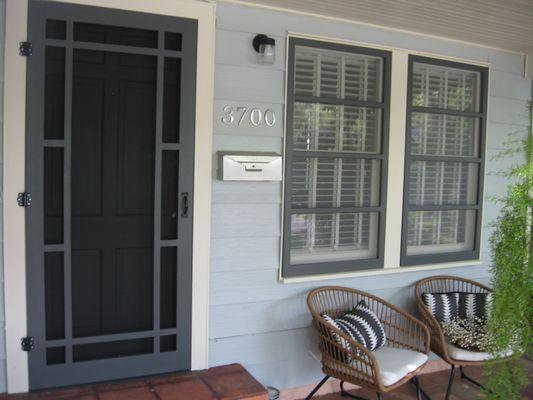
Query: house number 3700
221 106 276 127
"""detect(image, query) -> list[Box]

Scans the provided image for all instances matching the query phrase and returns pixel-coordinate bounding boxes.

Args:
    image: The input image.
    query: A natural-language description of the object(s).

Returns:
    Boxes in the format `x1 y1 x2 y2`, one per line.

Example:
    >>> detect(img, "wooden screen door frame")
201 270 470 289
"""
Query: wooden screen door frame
3 0 215 393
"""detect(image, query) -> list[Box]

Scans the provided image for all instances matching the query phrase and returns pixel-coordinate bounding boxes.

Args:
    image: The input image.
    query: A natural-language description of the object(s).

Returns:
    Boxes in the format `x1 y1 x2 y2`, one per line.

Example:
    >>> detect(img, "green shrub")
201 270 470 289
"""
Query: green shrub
485 108 532 399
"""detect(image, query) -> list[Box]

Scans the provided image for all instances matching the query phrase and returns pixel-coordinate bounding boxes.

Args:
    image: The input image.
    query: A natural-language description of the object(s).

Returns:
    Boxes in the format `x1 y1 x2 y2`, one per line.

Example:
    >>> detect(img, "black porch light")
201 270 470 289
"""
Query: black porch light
252 34 276 64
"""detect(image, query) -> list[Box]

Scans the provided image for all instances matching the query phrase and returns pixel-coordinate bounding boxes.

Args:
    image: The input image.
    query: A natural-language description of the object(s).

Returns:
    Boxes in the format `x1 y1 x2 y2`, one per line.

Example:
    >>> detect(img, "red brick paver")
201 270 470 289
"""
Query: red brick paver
1 361 531 399
0 364 268 400
305 361 533 400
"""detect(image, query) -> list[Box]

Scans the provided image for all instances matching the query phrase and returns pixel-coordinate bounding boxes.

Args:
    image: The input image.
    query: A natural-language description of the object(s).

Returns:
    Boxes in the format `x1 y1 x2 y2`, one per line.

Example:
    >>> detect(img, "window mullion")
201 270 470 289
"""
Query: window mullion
383 50 407 269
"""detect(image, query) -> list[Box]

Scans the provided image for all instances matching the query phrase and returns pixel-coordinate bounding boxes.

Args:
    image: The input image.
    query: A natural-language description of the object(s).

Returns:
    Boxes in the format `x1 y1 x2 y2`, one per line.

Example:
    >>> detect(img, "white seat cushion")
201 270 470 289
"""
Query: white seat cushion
445 339 513 362
372 347 428 387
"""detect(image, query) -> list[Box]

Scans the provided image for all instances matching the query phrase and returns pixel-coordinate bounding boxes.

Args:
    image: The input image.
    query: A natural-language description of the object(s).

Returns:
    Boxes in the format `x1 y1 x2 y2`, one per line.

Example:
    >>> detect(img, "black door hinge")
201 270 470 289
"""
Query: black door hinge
19 41 33 57
21 336 34 352
17 192 32 207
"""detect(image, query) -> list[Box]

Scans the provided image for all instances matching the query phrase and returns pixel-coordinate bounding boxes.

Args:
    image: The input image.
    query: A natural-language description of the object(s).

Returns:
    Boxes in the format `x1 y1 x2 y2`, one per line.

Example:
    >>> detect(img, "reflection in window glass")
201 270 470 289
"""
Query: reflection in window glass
412 62 480 112
290 212 379 264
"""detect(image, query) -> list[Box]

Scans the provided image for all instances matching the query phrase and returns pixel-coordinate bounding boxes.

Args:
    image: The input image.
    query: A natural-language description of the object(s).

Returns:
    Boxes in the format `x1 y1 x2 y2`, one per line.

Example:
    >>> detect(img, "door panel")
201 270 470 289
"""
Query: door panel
26 0 197 389
71 50 156 338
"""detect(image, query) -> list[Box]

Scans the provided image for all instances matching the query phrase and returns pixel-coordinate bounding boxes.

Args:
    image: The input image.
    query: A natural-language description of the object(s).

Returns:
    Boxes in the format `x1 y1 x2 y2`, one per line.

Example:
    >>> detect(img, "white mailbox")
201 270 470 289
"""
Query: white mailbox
217 151 282 181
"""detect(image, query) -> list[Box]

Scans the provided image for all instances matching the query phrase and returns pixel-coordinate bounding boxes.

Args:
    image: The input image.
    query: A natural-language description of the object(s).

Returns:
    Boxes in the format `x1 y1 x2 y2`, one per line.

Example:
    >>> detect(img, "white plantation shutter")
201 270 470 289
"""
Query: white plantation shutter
411 63 480 112
284 39 389 276
294 47 382 101
403 58 487 263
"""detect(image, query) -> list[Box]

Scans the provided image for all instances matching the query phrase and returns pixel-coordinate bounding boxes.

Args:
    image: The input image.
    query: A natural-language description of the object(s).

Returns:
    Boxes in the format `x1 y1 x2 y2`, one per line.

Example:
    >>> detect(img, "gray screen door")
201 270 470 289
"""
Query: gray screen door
25 0 197 389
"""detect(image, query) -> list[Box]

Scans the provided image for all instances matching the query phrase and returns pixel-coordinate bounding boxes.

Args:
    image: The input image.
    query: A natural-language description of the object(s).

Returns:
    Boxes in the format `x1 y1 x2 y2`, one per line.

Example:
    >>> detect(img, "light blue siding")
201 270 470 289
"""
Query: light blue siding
209 2 532 390
211 236 280 272
215 65 285 103
489 97 531 126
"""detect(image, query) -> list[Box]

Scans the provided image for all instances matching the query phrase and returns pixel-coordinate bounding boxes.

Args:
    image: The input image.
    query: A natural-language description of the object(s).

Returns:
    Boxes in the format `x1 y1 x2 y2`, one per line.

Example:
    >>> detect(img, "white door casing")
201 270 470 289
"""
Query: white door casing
3 0 215 393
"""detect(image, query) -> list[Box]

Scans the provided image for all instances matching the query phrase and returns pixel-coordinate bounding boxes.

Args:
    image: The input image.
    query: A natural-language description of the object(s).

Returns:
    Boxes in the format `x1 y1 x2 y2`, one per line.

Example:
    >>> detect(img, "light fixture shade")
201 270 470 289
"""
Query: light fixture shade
253 34 276 64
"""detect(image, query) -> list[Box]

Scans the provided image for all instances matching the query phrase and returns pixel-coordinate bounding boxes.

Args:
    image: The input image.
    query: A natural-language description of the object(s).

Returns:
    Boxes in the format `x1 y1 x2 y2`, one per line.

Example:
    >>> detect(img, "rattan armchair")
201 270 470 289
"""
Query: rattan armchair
415 276 513 400
306 286 431 400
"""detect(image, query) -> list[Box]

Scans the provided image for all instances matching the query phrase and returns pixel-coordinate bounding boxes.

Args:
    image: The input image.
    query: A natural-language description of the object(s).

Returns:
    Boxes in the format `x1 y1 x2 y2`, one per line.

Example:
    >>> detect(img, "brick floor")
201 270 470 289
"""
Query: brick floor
0 361 531 399
305 360 533 400
0 364 268 400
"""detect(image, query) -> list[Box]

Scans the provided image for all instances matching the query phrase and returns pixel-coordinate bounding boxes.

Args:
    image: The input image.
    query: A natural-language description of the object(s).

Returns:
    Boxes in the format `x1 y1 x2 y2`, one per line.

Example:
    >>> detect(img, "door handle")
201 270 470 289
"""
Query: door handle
181 192 189 217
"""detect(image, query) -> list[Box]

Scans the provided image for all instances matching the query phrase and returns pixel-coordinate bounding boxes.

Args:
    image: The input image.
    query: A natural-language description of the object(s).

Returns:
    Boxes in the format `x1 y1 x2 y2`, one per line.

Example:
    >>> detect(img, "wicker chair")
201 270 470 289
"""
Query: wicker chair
306 286 431 400
415 276 513 400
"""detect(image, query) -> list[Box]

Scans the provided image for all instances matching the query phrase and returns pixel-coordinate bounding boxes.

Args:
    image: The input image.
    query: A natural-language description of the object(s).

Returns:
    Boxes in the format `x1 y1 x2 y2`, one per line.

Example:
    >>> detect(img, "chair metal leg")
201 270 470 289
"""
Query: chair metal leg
412 377 422 400
305 375 330 400
411 376 432 400
459 365 485 389
444 365 456 400
339 381 371 400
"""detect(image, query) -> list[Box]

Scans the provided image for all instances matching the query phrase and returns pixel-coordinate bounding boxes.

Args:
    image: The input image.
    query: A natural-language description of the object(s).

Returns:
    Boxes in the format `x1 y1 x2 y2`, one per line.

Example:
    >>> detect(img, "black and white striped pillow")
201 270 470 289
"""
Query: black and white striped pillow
421 293 458 322
322 301 386 352
454 292 492 320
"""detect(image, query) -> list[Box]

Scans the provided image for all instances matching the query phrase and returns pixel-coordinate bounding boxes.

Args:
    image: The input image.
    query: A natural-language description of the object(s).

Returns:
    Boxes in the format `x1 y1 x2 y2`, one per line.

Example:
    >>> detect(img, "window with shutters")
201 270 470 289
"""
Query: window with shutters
401 56 488 266
282 38 391 277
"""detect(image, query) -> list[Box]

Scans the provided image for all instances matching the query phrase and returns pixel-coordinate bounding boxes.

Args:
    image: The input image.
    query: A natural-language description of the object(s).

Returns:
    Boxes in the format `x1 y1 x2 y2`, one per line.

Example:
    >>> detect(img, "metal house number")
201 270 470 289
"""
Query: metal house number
221 106 276 127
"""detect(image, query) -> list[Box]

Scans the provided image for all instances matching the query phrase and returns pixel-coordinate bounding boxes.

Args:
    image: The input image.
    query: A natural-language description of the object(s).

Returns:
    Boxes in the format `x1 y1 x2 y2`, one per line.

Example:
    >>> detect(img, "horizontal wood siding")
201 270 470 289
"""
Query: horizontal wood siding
209 2 531 390
209 2 532 391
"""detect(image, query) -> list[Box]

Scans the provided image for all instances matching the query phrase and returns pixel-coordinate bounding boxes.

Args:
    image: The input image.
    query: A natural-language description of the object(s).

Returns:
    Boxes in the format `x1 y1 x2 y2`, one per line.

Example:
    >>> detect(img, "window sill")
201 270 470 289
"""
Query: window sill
279 259 483 284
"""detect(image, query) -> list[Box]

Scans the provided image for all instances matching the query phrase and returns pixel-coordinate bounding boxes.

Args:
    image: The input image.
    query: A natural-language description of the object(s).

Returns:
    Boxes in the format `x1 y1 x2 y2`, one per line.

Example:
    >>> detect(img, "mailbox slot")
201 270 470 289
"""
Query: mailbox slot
217 151 282 181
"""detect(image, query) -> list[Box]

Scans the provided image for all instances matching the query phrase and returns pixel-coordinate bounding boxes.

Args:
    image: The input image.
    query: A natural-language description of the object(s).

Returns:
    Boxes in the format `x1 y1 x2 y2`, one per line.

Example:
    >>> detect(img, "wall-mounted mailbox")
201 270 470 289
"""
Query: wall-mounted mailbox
217 151 282 181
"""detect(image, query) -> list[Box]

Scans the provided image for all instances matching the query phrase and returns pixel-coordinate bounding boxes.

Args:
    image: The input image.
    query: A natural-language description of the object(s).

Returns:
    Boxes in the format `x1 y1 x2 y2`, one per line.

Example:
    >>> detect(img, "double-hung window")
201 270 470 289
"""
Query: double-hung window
282 38 391 277
401 56 488 265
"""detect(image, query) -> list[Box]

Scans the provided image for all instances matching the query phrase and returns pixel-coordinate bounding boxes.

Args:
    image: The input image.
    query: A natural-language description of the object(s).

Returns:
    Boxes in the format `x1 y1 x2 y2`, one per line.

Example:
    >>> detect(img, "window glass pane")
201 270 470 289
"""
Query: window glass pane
165 32 182 51
46 20 66 40
409 161 479 206
44 147 64 244
160 247 177 329
412 62 480 112
292 158 380 208
73 22 158 48
293 103 381 153
160 335 177 352
163 58 181 143
45 47 65 140
294 46 383 102
406 210 476 255
73 338 153 362
290 212 379 264
411 112 479 157
45 252 65 340
161 151 178 240
46 347 66 365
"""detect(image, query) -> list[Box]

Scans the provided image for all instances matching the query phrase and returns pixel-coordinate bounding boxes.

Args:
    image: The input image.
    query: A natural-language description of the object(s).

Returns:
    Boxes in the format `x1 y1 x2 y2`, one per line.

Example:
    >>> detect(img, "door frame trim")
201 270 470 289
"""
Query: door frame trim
3 0 215 393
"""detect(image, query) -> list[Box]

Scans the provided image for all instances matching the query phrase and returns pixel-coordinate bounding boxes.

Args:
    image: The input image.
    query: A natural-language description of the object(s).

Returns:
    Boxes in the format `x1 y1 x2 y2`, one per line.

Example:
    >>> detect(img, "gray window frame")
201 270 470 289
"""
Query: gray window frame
400 55 488 266
282 37 391 278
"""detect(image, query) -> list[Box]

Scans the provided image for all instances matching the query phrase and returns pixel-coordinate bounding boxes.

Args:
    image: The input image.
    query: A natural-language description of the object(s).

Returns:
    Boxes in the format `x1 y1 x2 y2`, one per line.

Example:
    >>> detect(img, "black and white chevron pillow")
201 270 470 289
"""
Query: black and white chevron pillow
421 293 458 322
322 301 386 352
454 292 492 320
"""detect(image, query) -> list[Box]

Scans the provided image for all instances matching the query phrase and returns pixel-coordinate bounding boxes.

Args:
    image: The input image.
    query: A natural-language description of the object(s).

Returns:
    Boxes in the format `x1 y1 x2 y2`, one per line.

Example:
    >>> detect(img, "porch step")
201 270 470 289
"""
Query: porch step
0 364 269 400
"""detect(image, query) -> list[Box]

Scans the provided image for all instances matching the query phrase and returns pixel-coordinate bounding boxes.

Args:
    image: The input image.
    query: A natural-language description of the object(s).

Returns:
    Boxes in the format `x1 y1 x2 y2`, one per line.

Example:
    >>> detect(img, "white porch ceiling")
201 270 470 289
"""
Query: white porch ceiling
225 0 533 76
